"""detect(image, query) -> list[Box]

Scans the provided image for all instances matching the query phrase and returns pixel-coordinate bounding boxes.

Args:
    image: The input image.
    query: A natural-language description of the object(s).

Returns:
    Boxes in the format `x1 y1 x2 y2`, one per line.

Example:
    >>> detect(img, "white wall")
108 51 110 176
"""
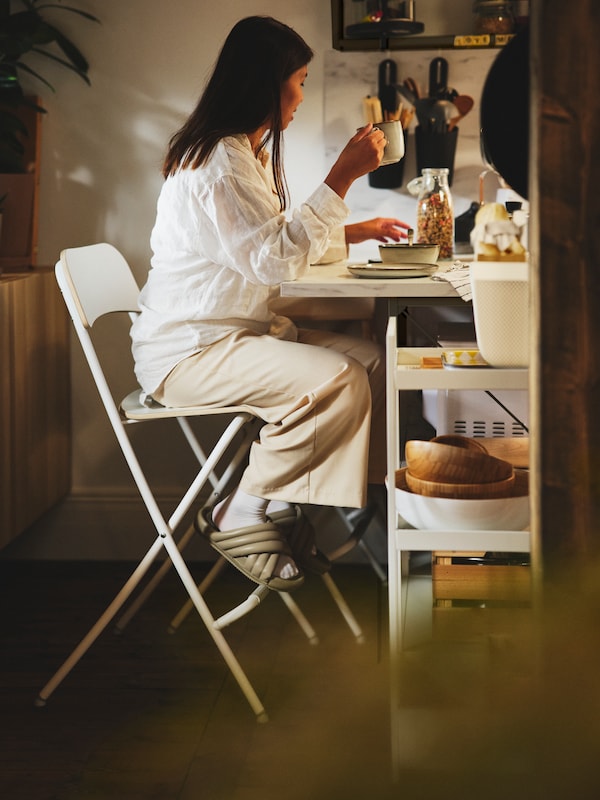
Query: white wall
8 1 500 558
35 0 332 496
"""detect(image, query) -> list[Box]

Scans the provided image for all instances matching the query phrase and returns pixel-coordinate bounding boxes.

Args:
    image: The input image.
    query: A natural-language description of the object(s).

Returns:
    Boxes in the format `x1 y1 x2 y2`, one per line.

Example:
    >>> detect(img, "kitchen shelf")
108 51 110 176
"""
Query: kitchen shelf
385 336 531 646
331 2 514 51
385 321 532 775
333 32 514 52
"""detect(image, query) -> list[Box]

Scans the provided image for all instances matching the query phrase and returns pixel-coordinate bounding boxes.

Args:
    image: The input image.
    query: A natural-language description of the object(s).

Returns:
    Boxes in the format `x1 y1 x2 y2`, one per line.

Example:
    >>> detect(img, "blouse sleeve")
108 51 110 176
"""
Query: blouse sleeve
311 225 348 264
199 172 349 286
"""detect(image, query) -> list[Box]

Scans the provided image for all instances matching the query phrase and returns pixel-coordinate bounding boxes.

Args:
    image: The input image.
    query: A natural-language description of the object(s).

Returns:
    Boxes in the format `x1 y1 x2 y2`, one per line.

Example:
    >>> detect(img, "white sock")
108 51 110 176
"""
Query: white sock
213 488 268 530
213 489 299 580
266 499 294 516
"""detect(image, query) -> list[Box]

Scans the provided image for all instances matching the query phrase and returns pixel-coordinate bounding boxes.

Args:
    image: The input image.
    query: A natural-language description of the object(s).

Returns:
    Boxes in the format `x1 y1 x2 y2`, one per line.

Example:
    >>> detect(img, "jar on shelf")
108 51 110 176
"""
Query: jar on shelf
414 168 454 260
473 0 515 35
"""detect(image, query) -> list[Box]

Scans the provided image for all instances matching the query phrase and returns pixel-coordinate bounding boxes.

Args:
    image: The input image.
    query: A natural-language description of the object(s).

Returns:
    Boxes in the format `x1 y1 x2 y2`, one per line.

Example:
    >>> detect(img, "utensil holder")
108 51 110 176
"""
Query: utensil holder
415 126 459 185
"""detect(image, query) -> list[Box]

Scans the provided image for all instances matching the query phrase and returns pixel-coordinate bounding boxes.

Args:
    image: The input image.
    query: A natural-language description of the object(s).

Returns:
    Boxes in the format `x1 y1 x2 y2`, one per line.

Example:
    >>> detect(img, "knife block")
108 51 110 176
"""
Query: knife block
415 126 458 186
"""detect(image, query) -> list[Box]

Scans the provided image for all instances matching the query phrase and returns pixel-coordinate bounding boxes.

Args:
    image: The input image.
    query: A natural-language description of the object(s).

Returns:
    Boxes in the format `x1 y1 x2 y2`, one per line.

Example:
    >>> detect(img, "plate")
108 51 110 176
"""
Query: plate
347 264 437 279
442 349 488 368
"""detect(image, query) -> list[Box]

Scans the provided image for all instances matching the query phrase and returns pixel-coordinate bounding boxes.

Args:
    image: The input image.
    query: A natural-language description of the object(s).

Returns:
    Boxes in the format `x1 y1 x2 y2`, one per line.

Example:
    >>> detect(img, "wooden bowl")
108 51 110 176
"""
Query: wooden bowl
405 470 515 499
477 437 529 469
404 439 513 484
431 435 488 452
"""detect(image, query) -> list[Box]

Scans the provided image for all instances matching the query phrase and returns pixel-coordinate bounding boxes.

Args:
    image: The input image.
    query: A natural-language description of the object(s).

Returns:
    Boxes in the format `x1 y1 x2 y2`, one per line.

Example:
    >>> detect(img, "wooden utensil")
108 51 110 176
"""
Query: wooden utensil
454 94 474 116
447 94 474 132
362 95 383 124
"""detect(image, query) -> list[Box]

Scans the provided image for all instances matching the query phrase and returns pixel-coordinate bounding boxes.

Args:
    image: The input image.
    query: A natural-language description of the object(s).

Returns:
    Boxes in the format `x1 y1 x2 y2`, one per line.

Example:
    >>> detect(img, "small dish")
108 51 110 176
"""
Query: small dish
347 264 437 279
442 349 488 368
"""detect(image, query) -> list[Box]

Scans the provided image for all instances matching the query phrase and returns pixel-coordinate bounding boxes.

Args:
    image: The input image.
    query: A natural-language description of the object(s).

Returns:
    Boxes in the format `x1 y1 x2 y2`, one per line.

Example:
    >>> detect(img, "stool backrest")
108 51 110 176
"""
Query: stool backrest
56 242 141 329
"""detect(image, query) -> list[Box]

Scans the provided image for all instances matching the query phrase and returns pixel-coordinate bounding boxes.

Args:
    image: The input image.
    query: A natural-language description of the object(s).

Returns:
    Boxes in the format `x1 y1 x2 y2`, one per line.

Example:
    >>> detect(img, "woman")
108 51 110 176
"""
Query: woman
131 16 409 591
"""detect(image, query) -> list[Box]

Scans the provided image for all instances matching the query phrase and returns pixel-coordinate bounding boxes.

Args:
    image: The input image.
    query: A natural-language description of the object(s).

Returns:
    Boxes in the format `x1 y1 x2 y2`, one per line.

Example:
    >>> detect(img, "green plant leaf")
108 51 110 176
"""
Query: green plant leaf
0 0 98 172
45 24 90 73
12 56 57 91
33 4 99 24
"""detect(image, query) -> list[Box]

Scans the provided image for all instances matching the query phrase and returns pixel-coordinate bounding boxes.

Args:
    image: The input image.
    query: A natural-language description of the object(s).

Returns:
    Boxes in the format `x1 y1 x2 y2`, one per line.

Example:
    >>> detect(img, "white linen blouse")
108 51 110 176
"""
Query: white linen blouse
131 134 349 395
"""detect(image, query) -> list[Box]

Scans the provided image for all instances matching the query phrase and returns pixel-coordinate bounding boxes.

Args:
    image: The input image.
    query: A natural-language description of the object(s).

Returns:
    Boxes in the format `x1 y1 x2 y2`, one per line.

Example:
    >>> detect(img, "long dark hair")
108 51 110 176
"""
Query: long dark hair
163 16 313 210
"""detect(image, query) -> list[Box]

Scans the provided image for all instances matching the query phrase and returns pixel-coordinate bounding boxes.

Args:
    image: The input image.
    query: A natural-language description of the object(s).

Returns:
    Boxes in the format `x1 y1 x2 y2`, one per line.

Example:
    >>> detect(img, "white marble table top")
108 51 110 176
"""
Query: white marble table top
280 261 463 301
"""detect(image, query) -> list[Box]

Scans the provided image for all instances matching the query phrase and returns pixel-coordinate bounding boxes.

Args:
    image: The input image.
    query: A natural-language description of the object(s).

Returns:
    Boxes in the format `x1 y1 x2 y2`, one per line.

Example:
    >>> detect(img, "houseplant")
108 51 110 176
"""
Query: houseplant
0 0 99 267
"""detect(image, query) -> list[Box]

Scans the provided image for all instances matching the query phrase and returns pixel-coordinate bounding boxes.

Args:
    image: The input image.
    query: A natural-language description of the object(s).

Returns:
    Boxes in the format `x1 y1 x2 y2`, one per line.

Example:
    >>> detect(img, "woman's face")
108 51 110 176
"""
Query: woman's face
280 65 308 129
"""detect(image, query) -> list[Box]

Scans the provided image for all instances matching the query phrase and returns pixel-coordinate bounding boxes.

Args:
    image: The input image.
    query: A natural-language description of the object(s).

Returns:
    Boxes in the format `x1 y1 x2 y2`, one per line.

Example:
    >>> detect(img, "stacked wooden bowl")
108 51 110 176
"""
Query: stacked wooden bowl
404 435 515 499
393 435 529 530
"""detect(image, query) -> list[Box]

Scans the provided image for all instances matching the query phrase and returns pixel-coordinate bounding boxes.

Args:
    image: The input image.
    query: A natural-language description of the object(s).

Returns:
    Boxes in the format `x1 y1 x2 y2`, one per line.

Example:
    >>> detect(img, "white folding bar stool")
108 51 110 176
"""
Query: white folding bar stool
37 243 324 720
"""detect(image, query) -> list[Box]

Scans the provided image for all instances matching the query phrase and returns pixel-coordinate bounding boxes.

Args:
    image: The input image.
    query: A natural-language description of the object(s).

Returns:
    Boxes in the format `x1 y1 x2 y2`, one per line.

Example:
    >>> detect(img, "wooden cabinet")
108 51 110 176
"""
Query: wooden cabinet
0 269 70 548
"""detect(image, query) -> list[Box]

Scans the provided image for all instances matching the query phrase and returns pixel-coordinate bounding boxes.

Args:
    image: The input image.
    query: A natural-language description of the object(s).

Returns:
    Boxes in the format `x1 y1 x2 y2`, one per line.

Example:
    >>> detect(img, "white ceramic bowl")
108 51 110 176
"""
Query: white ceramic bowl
393 467 529 531
379 243 440 265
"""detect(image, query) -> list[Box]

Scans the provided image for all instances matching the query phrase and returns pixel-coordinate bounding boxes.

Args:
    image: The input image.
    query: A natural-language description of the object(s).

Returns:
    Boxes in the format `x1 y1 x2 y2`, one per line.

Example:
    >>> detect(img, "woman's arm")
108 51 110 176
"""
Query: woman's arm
345 218 411 245
324 124 386 199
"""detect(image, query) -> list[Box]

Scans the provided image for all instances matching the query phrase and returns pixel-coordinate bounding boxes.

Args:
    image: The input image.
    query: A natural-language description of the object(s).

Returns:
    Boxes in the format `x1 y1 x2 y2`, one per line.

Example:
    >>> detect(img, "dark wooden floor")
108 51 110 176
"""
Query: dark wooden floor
3 558 600 799
0 560 396 800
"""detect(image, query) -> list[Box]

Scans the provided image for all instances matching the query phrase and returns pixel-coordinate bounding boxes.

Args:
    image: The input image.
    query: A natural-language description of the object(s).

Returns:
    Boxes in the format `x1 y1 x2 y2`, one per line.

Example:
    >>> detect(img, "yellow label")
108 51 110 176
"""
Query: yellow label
495 34 516 46
453 34 491 47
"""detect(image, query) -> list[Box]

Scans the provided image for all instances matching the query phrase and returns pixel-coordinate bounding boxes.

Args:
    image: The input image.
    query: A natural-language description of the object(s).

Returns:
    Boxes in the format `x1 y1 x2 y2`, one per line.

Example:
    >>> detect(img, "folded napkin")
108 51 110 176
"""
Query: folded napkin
431 261 472 302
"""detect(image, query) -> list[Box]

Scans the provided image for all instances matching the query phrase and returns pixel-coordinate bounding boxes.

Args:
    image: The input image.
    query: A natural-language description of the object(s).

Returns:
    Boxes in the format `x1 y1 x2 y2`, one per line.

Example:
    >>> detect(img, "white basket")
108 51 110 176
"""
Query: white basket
470 261 529 368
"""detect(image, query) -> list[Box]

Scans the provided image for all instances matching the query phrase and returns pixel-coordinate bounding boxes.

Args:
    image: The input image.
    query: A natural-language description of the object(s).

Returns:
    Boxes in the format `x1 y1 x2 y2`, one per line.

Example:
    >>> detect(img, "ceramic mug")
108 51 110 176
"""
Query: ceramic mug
375 120 405 166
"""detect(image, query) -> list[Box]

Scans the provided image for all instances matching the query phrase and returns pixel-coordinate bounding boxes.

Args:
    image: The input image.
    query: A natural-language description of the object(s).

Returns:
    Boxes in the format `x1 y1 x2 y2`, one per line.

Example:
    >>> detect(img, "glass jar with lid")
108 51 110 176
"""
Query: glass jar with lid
414 168 454 260
473 0 515 35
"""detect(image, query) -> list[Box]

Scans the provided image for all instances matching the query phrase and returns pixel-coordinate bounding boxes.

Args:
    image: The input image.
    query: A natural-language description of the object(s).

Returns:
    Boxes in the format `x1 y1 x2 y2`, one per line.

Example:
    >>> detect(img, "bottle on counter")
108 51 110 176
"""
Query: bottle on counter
414 168 454 260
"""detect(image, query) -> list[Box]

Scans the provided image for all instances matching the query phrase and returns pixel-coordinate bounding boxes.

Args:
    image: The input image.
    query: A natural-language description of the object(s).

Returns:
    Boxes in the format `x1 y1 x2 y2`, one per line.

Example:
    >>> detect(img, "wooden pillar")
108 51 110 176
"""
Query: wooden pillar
531 1 600 577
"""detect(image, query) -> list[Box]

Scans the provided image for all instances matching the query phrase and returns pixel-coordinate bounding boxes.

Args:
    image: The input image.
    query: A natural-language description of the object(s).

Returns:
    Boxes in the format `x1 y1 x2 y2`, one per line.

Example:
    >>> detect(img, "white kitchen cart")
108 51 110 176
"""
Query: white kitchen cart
385 315 531 775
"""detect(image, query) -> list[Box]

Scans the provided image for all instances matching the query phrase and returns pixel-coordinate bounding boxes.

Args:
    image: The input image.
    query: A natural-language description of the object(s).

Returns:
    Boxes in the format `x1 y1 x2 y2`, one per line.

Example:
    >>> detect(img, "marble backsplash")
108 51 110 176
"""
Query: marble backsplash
323 47 506 261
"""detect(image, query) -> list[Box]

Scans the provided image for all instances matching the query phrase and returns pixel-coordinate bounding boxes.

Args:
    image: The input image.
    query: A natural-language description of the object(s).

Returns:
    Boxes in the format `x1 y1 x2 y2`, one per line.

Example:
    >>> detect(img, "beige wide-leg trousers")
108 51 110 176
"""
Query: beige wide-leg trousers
155 327 385 508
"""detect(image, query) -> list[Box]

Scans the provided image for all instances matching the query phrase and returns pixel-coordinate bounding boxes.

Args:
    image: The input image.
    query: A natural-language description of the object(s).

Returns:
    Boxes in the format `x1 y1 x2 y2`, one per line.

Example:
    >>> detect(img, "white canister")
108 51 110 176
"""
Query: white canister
470 261 529 367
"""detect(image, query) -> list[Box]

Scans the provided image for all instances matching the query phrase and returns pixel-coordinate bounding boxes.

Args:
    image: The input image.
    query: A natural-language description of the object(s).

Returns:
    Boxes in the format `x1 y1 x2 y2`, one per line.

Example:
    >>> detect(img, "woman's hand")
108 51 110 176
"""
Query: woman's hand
324 124 386 199
345 218 411 245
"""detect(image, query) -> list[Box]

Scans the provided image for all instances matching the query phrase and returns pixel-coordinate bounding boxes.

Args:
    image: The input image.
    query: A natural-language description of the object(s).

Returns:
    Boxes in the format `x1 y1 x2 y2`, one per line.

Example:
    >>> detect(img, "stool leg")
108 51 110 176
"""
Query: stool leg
278 593 320 645
320 573 365 644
